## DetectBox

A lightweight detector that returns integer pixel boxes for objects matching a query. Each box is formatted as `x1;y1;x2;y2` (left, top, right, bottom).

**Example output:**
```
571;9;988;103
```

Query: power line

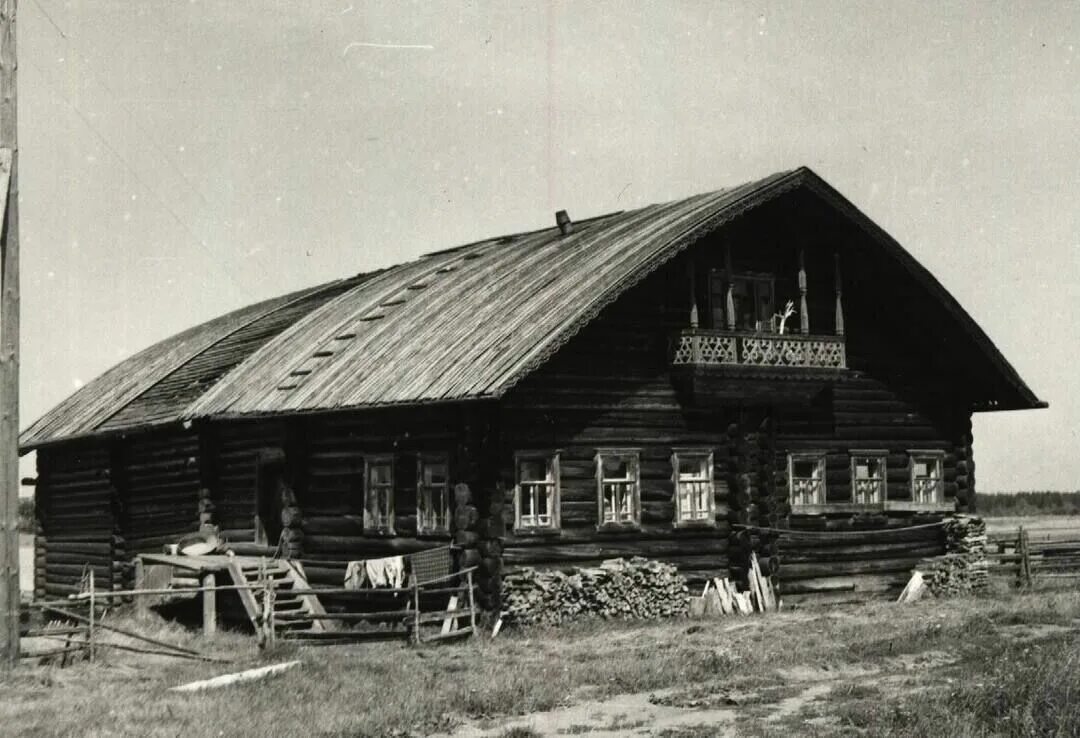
26;55;254;300
27;0;217;215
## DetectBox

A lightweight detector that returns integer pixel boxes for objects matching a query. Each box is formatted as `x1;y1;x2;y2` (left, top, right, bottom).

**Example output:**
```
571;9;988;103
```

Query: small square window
910;452;944;504
364;456;395;532
417;455;450;534
515;453;560;531
597;450;640;526
851;452;887;504
789;453;826;506
673;450;714;524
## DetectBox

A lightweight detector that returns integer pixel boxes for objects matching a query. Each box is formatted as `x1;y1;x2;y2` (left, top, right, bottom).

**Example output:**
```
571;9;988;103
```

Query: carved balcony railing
671;329;846;369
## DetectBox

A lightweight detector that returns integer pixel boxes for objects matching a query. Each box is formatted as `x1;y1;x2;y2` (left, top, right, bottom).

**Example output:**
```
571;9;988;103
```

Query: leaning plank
897;571;928;603
170;661;302;692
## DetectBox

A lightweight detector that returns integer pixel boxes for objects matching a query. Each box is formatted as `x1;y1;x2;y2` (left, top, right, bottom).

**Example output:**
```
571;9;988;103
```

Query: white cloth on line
344;555;405;589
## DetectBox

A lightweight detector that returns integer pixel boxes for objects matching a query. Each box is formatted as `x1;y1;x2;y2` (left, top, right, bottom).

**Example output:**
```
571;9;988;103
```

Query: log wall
499;266;732;589
35;442;116;597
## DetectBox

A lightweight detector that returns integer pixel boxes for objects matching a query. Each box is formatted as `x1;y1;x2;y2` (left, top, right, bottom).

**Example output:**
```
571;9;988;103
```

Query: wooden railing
672;329;846;369
987;526;1080;588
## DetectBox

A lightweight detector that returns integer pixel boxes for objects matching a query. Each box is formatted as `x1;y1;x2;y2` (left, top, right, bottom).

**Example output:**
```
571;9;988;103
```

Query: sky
13;1;1080;493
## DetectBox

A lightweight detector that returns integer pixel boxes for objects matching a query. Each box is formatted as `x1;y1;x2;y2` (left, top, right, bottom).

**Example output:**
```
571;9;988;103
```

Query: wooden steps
225;558;330;639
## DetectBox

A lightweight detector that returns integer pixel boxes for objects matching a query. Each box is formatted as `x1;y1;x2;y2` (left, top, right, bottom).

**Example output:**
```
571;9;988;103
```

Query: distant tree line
978;491;1080;517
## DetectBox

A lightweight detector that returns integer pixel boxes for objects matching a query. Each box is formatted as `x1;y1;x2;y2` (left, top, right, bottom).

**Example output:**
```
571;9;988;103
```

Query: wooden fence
987;525;1080;587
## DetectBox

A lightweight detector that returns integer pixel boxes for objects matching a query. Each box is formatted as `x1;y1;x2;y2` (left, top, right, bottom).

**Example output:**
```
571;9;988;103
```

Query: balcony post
687;258;699;329
798;248;809;335
834;251;845;336
724;244;735;331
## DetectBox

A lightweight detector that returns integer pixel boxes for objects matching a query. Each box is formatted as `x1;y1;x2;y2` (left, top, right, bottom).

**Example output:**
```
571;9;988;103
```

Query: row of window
788;450;944;506
515;449;716;532
363;455;450;535
356;448;947;535
514;448;948;532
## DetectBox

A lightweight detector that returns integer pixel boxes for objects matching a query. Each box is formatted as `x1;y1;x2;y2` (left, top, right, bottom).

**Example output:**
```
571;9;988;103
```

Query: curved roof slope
21;167;1044;451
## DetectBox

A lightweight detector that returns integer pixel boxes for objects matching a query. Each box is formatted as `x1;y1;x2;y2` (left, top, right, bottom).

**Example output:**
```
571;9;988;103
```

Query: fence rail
987;525;1080;587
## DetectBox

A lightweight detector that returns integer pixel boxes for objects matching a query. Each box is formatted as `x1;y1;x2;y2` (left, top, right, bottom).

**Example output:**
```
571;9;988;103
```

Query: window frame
513;451;561;533
595;449;642;529
788;451;827;507
363;455;395;534
672;448;715;526
850;450;888;505
909;450;945;505
416;453;451;536
709;269;777;332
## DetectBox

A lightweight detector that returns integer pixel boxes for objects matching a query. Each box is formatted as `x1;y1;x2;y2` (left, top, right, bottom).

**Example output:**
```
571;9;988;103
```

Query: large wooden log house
21;167;1044;609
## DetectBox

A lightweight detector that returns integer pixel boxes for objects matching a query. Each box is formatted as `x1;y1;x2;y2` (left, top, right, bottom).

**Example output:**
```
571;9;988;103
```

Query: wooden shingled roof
20;167;1044;451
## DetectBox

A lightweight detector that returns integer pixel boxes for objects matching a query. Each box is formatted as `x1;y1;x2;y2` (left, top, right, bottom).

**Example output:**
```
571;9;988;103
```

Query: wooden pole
87;569;95;662
0;0;18;670
798;248;809;335
202;573;216;636
833;251;844;336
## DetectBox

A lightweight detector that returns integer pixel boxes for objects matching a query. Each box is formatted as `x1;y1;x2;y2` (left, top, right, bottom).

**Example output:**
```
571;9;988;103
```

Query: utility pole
0;0;18;669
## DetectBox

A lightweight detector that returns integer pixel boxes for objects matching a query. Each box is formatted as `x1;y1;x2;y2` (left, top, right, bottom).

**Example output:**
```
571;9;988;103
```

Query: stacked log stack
954;423;976;513
451;482;484;582
474;486;506;611
503;557;689;626
726;419;784;588
920;515;988;595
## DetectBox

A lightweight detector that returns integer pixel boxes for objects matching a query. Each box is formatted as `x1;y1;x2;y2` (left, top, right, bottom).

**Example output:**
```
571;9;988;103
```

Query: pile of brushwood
921;515;989;596
503;557;689;626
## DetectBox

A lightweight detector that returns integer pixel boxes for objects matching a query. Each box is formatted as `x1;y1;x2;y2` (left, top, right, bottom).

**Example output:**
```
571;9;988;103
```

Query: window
710;271;776;331
417;455;450;534
910;451;944;504
851;451;887;504
673;450;714;524
364;456;394;532
789;452;826;506
515;453;560;531
597;450;640;526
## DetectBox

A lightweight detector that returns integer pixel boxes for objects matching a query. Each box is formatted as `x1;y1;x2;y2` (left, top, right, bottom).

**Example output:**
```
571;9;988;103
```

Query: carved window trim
672;448;715;525
417;454;450;535
596;449;641;528
514;451;561;532
909;450;945;504
363;455;395;534
850;450;888;505
789;452;827;507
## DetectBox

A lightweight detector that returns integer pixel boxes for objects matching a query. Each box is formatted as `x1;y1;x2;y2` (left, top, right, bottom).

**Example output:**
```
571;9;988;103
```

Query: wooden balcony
671;329;846;370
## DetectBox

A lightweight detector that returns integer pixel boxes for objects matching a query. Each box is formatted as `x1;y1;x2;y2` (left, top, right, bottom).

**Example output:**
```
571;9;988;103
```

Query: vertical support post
687;258;698;329
466;569;476;635
133;558;147;618
0;0;18;671
87;569;95;663
833;251;844;337
724;244;735;331
798;248;809;335
202;572;216;637
412;580;421;644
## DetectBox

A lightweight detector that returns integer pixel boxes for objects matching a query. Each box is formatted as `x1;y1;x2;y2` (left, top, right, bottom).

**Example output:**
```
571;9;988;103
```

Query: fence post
1022;528;1033;588
202;573;217;637
412;580;421;645
87;569;95;663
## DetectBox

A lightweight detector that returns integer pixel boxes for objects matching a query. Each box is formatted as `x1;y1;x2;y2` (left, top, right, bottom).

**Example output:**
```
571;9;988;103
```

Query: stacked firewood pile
920;515;989;595
503;557;689;626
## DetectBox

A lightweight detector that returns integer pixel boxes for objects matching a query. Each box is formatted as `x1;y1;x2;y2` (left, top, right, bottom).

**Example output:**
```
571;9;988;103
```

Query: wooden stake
0;0;18;671
202;573;216;637
87;569;95;662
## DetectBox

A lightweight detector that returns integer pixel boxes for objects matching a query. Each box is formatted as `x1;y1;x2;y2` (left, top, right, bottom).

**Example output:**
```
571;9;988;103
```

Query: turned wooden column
798;248;809;335
687;258;698;329
724;245;735;330
834;251;845;336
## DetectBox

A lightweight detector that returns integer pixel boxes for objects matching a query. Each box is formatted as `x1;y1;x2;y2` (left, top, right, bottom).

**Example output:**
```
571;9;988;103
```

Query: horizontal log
503;538;729;566
778;556;926;580
781;542;944;564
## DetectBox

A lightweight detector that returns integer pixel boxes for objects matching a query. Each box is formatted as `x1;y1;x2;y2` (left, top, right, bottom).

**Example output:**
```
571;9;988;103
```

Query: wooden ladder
226;558;330;637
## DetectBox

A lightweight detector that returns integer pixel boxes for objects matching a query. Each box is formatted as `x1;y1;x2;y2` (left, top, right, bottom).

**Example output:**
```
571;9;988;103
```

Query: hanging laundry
344;555;406;589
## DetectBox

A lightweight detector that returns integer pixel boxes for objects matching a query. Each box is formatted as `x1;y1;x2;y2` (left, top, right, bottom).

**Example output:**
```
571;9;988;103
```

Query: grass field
3;588;1080;737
